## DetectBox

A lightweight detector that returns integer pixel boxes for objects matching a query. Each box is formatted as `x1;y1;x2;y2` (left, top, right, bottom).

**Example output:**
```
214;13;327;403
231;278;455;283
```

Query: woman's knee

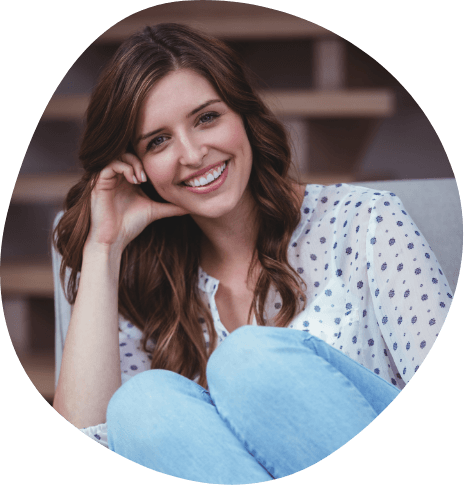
208;326;263;374
206;326;293;396
107;369;180;425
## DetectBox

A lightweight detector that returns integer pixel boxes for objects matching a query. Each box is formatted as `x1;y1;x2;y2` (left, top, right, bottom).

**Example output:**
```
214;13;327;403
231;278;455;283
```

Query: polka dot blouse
80;183;452;447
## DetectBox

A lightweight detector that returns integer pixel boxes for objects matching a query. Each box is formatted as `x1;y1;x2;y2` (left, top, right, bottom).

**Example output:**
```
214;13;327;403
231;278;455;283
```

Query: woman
52;23;451;483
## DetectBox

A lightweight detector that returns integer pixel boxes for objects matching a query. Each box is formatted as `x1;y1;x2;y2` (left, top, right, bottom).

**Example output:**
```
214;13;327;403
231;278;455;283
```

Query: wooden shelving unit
4;2;399;402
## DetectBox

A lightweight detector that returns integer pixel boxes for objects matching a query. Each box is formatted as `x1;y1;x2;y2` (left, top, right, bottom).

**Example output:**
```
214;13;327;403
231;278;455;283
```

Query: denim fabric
107;326;399;483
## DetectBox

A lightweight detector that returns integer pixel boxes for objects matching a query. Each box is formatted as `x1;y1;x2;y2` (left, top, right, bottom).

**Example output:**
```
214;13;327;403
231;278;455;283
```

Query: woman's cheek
150;175;171;197
227;119;250;151
145;158;173;189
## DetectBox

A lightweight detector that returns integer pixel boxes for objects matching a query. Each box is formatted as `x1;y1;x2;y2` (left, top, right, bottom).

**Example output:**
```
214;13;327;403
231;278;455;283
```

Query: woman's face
134;69;253;220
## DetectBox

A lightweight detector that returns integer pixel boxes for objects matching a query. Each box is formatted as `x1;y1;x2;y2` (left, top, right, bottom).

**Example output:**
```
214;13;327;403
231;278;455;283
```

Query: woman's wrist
83;240;124;270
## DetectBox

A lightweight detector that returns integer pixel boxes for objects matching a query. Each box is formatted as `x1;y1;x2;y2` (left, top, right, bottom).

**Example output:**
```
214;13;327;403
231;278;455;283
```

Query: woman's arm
367;191;452;384
53;243;123;428
53;155;188;429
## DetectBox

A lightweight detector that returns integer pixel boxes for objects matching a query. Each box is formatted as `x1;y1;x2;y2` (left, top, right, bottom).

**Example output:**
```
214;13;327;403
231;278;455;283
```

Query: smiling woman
52;23;450;483
134;69;253;218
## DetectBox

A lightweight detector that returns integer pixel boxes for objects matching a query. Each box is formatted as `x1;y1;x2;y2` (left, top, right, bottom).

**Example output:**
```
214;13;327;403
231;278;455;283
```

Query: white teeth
185;162;227;187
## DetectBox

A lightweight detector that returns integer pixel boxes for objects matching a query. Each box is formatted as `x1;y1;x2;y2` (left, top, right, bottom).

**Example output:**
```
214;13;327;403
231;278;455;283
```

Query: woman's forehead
136;69;222;129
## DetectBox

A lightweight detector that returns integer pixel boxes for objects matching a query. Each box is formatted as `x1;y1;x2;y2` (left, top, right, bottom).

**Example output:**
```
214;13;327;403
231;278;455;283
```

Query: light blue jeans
107;326;399;483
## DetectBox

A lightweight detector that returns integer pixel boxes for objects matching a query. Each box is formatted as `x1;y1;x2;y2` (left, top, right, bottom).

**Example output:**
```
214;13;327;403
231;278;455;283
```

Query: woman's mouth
182;160;229;194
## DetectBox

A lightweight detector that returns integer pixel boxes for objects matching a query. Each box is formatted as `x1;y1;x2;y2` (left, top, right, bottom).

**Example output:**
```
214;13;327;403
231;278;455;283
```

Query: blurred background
0;1;455;404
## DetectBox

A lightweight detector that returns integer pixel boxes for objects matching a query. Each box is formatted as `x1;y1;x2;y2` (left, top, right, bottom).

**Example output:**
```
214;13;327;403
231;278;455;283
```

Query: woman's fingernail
141;171;147;182
133;175;138;184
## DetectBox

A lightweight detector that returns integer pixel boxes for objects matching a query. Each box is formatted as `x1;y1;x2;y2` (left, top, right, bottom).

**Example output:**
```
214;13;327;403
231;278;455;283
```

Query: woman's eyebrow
136;99;222;146
136;128;163;146
187;99;222;117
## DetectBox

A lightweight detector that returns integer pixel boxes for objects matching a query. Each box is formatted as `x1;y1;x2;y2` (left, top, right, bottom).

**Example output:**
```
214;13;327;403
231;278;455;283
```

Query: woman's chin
188;197;243;221
190;207;234;221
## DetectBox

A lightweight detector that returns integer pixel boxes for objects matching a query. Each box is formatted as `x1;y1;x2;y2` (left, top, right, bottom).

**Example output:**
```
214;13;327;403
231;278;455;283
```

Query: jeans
107;326;399;483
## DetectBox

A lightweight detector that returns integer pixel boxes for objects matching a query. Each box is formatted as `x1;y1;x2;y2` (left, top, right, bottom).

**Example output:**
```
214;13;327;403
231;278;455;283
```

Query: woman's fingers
97;160;140;187
95;153;147;188
120;153;147;184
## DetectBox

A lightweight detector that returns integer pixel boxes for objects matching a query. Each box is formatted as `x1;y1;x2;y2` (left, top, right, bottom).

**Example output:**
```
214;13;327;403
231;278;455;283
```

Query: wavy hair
54;23;306;387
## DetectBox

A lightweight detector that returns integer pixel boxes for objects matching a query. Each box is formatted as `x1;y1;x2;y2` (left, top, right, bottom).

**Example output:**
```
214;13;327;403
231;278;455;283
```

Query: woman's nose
178;134;208;167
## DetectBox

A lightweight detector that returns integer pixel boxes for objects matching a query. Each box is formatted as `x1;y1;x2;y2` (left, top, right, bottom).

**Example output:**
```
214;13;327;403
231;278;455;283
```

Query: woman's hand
85;153;188;253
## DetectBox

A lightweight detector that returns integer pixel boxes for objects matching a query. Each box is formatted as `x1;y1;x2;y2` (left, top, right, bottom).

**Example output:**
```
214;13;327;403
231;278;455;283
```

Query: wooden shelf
97;3;333;42
1;261;54;297
42;89;395;121
41;95;88;121
261;89;395;117
12;173;81;203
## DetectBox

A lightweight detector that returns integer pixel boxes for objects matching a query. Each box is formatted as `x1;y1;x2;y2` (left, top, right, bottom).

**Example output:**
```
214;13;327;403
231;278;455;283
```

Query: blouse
74;183;452;448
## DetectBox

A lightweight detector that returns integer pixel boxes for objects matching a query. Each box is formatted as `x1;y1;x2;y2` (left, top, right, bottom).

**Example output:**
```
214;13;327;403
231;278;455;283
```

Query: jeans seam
209;392;276;479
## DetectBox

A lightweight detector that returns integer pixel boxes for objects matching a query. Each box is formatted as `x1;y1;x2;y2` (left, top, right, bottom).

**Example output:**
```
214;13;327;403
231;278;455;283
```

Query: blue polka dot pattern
279;184;449;391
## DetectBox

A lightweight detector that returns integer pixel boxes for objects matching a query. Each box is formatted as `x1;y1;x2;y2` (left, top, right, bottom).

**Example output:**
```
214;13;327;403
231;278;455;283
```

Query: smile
184;162;227;187
182;160;230;194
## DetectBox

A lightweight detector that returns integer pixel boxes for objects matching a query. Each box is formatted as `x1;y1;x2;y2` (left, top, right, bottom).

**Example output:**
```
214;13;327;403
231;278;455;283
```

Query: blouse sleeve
366;191;452;385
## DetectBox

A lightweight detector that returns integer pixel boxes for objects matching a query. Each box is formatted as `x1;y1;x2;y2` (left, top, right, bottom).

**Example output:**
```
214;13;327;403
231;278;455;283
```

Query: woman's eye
198;112;219;125
147;135;167;151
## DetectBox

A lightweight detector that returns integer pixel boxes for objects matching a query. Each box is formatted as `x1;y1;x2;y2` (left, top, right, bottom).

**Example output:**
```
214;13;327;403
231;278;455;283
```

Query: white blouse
76;183;452;447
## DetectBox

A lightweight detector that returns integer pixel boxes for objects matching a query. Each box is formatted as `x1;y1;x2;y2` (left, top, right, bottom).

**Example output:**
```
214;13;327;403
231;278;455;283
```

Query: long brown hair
54;23;306;387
